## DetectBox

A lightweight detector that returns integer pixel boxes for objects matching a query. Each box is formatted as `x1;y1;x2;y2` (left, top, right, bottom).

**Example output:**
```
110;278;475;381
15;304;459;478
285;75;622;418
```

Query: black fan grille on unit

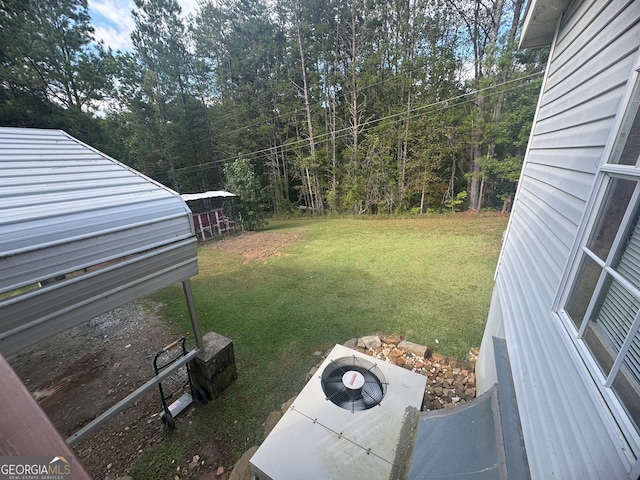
320;355;388;412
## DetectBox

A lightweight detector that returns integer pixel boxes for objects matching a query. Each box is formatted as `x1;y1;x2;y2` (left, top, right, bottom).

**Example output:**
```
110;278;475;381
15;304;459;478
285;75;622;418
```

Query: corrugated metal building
477;1;640;479
0;126;199;355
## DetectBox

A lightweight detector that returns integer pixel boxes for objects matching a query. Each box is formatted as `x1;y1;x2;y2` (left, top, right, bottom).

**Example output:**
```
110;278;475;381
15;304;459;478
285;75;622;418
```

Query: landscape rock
229;446;259;480
263;396;296;437
361;335;382;350
388;348;403;359
343;338;359;350
281;396;295;413
397;340;428;358
263;410;282;438
305;365;319;382
346;334;479;411
431;352;446;363
380;335;402;345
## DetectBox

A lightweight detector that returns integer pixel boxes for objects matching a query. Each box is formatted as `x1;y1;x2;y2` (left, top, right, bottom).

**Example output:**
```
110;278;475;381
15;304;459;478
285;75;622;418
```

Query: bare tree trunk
468;119;482;211
478;172;485;211
268;143;281;214
446;157;457;207
294;124;311;210
350;5;360;157
400;69;412;207
321;57;338;212
305;167;315;211
487;0;526;165
419;167;427;215
331;89;338;210
501;195;512;213
154;90;178;191
342;3;363;214
281;145;290;202
295;17;324;214
468;0;506;211
489;0;524;159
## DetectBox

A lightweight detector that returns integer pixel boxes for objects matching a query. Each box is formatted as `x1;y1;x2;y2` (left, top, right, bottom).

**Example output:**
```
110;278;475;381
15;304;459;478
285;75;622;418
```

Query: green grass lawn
129;213;508;478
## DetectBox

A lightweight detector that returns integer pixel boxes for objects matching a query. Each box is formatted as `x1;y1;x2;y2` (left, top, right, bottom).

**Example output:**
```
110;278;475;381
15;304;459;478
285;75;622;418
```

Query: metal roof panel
0;127;198;354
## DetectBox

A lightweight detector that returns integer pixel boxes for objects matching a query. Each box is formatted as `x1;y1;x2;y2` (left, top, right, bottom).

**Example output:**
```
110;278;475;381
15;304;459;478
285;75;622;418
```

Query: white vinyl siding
495;273;618;478
489;0;640;478
524;147;602;172
516;0;640;261
550;1;639;84
560;66;640;451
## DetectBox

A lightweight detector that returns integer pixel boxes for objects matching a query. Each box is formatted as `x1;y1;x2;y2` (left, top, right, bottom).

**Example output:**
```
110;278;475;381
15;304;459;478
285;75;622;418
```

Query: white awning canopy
0;127;199;355
181;190;236;201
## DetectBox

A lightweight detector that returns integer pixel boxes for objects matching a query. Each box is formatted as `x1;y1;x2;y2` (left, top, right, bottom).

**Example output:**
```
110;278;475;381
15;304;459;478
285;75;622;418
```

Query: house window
562;78;640;442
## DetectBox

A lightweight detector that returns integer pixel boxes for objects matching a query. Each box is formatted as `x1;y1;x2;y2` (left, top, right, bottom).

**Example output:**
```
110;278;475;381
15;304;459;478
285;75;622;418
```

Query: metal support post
183;279;204;350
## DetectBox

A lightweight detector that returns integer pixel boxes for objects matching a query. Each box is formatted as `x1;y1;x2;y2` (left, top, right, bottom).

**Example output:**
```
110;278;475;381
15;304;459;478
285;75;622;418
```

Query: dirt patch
7;300;232;480
207;231;300;263
5;230;301;480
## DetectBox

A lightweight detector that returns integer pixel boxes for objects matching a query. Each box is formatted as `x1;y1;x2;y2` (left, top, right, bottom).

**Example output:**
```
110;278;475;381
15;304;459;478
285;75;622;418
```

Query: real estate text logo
0;456;72;480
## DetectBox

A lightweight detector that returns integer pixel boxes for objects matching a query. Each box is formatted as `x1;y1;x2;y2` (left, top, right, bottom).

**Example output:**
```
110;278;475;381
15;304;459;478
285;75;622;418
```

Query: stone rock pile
343;334;477;410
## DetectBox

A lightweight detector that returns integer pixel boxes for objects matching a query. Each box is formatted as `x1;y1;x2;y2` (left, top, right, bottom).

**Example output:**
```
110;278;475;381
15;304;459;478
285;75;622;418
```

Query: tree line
0;0;547;217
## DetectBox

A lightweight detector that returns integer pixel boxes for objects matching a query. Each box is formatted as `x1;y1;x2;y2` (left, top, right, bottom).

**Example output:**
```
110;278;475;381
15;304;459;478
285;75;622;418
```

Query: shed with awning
0;126;205;447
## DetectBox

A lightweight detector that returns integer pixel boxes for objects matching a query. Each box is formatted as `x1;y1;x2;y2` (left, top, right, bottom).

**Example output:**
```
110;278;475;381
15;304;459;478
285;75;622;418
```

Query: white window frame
555;59;640;476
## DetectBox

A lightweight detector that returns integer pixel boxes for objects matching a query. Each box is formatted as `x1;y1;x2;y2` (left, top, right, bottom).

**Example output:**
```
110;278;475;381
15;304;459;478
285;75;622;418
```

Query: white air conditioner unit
250;344;427;480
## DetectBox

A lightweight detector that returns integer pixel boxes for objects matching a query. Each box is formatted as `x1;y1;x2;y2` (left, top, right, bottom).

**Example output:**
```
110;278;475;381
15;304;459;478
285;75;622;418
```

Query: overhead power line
174;70;544;175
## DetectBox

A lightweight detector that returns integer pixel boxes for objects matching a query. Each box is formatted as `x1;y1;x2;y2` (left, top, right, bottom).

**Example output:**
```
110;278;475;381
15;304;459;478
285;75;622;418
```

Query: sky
88;0;200;52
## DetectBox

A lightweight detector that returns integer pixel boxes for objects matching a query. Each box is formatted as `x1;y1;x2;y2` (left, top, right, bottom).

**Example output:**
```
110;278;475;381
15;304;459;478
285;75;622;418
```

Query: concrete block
190;331;237;399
